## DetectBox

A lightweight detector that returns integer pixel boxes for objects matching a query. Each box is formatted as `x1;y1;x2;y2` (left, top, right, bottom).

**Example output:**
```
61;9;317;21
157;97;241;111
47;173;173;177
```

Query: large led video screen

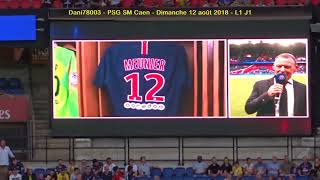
50;18;312;137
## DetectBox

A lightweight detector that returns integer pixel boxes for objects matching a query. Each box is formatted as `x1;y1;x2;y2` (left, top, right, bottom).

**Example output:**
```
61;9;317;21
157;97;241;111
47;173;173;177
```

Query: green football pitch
229;74;307;117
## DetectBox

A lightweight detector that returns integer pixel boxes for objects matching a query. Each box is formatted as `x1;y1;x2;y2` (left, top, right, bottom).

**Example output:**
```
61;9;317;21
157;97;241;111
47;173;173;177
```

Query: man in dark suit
245;53;307;116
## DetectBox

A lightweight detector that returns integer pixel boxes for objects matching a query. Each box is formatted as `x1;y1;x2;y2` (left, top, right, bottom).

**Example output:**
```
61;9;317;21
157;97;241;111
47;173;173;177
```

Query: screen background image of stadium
228;39;309;118
52;40;227;118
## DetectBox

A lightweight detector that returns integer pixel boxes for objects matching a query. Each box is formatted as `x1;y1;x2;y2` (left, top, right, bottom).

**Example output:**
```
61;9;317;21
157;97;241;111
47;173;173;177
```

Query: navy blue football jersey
94;41;190;117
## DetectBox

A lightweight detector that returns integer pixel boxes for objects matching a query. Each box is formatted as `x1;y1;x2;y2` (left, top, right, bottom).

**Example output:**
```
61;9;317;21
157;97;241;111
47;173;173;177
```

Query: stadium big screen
50;7;312;137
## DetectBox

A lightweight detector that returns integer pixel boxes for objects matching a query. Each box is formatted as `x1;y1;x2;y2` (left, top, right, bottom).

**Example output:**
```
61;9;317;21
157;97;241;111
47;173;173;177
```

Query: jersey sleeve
93;48;111;88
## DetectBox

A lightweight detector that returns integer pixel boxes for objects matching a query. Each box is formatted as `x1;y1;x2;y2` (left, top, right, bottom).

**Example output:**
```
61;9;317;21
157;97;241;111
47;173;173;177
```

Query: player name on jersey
123;58;166;72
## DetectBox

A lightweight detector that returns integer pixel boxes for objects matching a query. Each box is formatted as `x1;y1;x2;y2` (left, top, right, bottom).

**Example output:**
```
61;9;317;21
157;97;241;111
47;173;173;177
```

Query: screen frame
49;8;313;137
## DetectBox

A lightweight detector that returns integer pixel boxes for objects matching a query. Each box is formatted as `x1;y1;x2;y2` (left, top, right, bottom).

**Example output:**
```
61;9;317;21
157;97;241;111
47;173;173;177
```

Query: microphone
274;73;287;104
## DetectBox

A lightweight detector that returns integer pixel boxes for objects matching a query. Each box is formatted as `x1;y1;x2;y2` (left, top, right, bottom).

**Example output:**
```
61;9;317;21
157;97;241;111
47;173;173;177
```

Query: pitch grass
229;74;307;117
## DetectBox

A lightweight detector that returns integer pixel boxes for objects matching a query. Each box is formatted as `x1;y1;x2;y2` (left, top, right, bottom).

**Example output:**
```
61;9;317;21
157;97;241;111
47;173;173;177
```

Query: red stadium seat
0;1;8;9
21;0;32;8
53;0;62;7
251;0;260;5
7;0;20;8
262;0;272;5
274;0;286;5
121;0;134;7
310;0;320;5
32;0;41;8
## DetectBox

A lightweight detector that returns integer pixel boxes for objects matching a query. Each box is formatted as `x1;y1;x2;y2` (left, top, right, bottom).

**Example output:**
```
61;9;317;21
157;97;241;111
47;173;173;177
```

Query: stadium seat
135;177;151;180
7;0;20;8
0;1;8;8
7;78;22;89
21;0;32;8
185;167;193;177
161;177;172;180
151;168;162;177
0;78;8;90
243;176;256;180
32;0;42;8
33;168;46;176
215;176;225;180
163;168;174;177
195;176;211;180
296;176;311;180
46;168;55;175
53;0;62;8
174;167;186;177
183;176;193;180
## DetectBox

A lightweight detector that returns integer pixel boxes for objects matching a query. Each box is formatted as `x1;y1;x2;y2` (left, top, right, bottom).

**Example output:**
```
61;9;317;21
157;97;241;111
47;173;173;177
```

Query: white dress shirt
274;78;294;117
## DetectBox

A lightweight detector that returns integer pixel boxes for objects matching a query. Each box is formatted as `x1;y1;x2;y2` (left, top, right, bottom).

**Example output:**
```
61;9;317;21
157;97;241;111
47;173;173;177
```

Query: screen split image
52;39;308;119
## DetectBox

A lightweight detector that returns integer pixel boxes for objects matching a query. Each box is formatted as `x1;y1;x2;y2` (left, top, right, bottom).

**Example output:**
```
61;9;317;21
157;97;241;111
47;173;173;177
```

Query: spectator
101;165;112;180
48;169;57;180
279;155;296;180
232;161;243;179
126;166;136;180
267;156;280;180
138;156;152;176
22;168;36;180
9;158;24;175
313;157;320;178
192;155;207;175
57;168;69;180
0;139;15;180
254;157;267;179
80;159;89;174
92;159;102;174
92;168;102;180
70;168;80;180
68;160;76;175
55;159;67;174
112;166;124;180
125;159;138;176
9;168;22;180
220;157;232;179
297;156;313;176
45;175;52;180
103;158;116;173
206;157;220;177
82;166;93;180
242;157;254;175
37;173;46;180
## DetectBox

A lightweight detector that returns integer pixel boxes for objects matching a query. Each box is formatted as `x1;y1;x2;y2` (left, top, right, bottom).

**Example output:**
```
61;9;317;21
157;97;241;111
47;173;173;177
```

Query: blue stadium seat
174;167;186;177
163;168;174;177
0;78;8;90
46;168;55;175
183;176;194;180
296;176;311;180
7;78;22;89
185;167;193;177
33;168;46;176
243;176;255;180
161;177;172;180
172;177;184;180
135;177;151;180
215;176;225;180
195;176;211;180
151;168;162;177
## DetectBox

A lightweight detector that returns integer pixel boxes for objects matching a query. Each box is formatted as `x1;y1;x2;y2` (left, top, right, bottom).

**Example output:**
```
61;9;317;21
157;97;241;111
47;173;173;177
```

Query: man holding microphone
245;53;307;117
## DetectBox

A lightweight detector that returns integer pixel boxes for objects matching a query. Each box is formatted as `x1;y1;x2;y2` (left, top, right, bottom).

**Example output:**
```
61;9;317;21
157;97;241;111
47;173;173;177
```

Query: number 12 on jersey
124;72;165;103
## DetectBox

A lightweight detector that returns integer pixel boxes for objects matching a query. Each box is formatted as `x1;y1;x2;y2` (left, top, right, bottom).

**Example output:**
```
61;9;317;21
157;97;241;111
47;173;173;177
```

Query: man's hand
267;84;284;97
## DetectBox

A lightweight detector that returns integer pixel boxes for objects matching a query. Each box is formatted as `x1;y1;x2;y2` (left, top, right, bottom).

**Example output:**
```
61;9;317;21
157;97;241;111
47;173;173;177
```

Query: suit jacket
245;78;307;116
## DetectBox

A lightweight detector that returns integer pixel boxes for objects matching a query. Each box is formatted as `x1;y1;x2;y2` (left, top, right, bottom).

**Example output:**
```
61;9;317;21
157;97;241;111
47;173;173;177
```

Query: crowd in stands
5;155;320;180
0;0;318;9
